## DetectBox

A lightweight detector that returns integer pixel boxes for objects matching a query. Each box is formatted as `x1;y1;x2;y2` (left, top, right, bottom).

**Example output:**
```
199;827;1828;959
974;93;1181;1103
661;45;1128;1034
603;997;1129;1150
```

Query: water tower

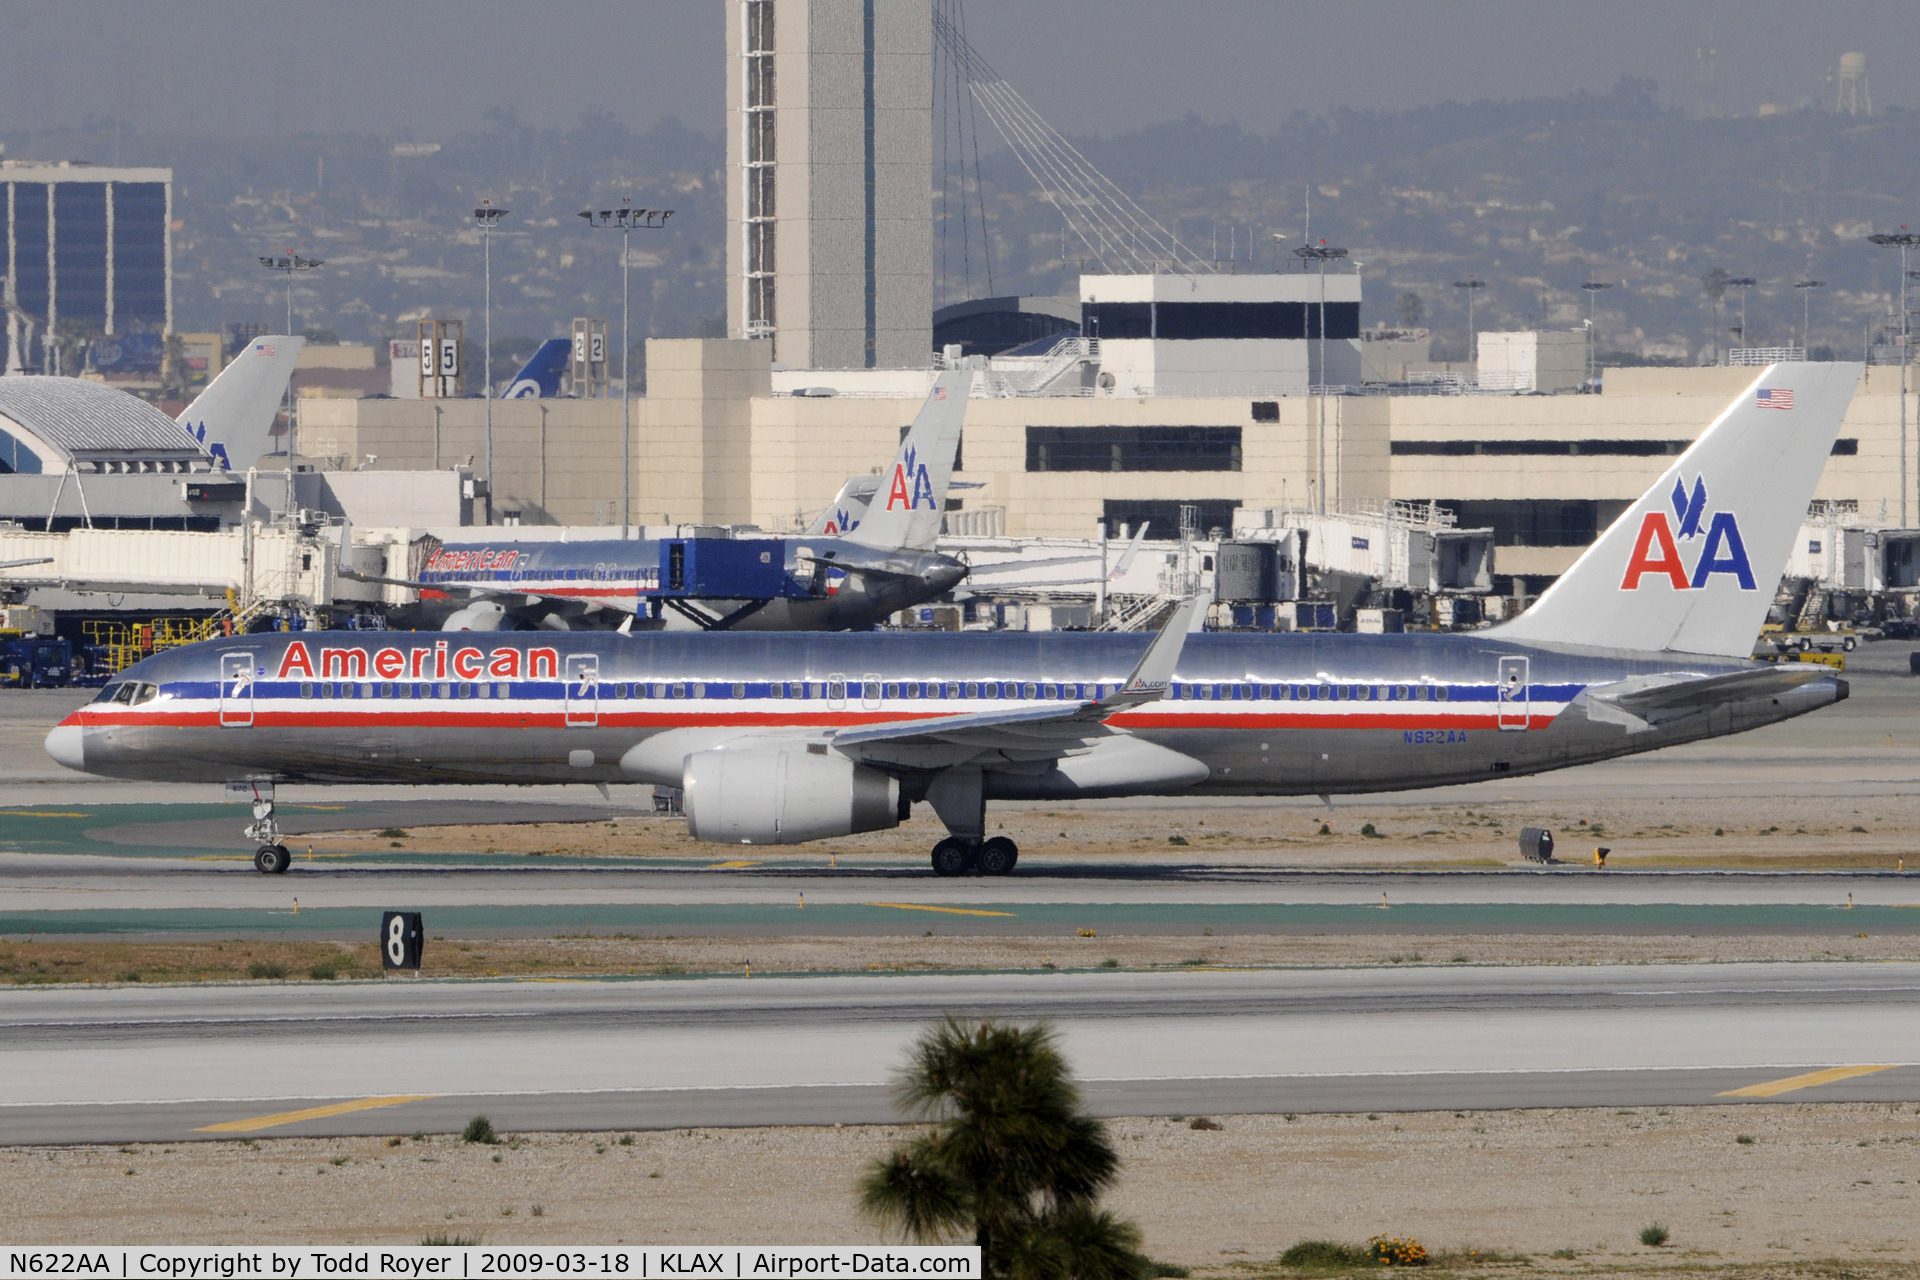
1836;52;1871;116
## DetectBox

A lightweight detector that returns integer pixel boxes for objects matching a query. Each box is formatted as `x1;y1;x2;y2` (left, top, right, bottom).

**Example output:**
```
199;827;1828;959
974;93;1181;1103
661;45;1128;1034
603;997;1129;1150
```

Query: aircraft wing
0;557;54;571
829;597;1198;759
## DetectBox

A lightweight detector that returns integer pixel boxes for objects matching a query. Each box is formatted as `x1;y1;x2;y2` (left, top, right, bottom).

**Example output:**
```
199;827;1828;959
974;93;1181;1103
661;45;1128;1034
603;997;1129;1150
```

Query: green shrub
379;828;409;839
247;962;287;980
420;1234;479;1246
1360;823;1382;838
1278;1241;1370;1268
1639;1223;1669;1248
462;1115;499;1145
308;960;344;980
1735;1133;1755;1145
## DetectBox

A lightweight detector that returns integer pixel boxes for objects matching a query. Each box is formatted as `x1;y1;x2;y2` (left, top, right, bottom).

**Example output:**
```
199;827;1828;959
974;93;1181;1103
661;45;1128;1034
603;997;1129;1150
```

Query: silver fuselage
52;630;1844;799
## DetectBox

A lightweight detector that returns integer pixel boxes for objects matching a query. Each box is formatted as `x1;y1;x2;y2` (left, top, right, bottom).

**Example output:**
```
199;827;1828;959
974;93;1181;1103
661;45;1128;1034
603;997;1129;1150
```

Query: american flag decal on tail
1757;388;1793;410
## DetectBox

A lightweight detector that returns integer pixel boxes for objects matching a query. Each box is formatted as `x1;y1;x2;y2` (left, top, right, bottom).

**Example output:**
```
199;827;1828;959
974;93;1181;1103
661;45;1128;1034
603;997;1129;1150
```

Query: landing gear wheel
931;837;974;877
255;844;291;874
977;837;1019;876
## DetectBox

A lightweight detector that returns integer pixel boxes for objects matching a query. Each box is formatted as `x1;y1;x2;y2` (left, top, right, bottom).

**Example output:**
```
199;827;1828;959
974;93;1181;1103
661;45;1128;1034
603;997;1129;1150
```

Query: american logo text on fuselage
275;640;560;682
1621;474;1756;591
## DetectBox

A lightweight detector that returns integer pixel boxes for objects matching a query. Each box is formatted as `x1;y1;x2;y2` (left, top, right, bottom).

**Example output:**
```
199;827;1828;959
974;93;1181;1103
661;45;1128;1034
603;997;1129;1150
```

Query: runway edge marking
865;902;1018;917
1716;1064;1899;1098
195;1094;435;1132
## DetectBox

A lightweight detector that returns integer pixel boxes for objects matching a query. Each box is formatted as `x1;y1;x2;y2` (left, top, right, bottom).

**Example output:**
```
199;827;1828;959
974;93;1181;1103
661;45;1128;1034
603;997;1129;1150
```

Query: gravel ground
4;1104;1918;1270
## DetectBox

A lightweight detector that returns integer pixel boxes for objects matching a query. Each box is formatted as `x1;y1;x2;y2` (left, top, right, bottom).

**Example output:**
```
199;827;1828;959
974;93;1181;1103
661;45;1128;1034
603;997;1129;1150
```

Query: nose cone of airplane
44;722;85;771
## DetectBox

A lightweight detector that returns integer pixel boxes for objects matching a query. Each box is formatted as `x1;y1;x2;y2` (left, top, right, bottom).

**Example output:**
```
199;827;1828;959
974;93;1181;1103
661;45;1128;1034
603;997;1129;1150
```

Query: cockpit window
91;683;124;704
134;683;160;704
111;683;140;705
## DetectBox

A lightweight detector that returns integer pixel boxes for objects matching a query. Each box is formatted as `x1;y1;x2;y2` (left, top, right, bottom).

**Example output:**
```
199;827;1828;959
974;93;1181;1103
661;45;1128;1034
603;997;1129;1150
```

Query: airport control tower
725;0;932;371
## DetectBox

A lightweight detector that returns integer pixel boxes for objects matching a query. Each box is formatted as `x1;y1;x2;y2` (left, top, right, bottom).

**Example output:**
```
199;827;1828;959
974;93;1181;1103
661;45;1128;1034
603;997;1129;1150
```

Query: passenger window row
1174;683;1449;702
297;682;514;700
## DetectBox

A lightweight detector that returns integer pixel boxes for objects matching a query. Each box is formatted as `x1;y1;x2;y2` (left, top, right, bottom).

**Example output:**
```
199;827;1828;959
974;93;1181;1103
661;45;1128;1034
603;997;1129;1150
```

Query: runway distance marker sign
0;1250;980;1280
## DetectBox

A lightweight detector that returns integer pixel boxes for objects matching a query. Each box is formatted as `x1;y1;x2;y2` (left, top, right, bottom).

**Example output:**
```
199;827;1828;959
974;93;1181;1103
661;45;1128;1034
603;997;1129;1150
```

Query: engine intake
683;746;900;845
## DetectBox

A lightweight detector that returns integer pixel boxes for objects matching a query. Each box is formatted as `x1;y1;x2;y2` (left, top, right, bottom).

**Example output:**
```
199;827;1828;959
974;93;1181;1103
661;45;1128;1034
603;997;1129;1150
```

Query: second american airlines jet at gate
48;364;1859;876
368;371;971;633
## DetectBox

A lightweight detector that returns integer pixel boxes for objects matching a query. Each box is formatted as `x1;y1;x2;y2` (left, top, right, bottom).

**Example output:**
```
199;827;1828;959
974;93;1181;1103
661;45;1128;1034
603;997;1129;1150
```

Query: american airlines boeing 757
47;363;1860;876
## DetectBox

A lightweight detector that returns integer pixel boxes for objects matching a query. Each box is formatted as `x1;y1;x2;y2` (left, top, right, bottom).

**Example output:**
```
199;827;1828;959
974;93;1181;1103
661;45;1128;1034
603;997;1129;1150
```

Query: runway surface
4;962;1917;1144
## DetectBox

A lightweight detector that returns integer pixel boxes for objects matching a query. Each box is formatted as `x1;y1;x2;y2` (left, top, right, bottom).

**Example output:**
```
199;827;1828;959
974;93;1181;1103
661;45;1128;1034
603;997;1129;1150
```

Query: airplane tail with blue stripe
176;335;305;470
502;338;571;398
1495;361;1861;658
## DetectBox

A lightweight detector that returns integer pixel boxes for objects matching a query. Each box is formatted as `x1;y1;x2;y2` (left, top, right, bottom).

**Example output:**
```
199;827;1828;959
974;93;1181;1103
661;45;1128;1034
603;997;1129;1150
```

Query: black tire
931;838;973;877
977;837;1019;876
254;846;281;874
1843;636;1858;652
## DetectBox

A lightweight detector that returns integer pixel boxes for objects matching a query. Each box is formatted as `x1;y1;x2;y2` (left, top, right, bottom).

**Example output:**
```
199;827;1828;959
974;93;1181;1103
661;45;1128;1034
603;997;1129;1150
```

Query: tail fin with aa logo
1496;361;1862;657
844;369;969;553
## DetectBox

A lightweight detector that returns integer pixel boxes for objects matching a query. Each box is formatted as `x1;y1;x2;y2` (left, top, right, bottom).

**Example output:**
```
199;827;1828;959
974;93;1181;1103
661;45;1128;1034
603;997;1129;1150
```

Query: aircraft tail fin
502;338;571;399
1495;361;1862;657
176;336;305;470
844;369;968;552
803;476;880;537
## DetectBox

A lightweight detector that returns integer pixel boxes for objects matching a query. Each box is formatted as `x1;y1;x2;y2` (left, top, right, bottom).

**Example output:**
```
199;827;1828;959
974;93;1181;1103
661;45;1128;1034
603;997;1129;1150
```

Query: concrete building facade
725;0;932;369
299;343;1912;587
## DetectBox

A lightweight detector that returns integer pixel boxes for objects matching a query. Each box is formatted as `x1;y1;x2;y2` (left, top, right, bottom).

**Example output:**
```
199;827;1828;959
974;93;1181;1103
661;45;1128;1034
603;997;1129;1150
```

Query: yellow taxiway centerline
1717;1064;1899;1098
196;1095;434;1133
866;902;1017;918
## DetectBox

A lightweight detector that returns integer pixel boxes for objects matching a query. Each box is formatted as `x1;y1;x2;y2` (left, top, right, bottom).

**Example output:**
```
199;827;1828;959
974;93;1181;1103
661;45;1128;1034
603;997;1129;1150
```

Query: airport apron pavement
2;961;1915;1144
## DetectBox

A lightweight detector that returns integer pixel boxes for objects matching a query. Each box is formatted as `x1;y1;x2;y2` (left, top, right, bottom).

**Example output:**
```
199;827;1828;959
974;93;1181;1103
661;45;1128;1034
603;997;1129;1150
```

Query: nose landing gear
245;793;291;874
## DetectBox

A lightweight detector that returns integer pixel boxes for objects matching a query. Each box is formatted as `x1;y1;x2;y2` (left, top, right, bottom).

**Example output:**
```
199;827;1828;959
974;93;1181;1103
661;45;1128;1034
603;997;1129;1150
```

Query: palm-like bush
860;1018;1150;1280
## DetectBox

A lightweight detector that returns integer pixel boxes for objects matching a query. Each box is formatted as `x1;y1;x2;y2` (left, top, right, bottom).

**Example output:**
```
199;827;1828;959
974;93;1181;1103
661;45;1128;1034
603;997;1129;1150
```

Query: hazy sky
3;1;1917;144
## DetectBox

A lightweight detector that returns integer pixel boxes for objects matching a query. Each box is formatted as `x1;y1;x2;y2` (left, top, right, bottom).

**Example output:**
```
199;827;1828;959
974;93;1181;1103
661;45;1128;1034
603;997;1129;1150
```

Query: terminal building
0;162;173;374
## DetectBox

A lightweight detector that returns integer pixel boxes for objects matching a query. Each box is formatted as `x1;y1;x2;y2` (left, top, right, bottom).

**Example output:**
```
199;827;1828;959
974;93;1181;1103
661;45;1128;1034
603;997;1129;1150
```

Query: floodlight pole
1724;276;1755;353
257;252;324;466
1293;240;1348;515
580;201;673;538
474;201;509;524
1796;279;1825;353
1869;231;1918;525
1452;276;1486;373
1581;281;1613;389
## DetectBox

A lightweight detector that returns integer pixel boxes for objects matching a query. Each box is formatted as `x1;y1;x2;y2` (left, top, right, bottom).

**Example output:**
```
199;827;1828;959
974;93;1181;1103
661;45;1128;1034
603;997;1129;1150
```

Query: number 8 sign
381;911;425;970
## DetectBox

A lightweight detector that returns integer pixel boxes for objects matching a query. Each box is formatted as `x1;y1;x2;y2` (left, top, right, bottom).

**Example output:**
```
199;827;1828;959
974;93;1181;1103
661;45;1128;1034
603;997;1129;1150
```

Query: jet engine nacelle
682;746;900;845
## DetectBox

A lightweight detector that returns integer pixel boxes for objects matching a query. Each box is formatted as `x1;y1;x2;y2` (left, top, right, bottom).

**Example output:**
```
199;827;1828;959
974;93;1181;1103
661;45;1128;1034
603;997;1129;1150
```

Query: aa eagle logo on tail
1620;474;1756;591
884;445;938;512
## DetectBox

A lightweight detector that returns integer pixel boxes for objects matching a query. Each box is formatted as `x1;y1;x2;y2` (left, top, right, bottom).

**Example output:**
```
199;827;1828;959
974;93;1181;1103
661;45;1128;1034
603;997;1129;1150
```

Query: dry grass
5;931;1919;986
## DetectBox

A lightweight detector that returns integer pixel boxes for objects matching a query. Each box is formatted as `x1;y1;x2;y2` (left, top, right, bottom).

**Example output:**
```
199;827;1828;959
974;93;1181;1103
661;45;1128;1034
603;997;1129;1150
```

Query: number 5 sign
381;911;425;971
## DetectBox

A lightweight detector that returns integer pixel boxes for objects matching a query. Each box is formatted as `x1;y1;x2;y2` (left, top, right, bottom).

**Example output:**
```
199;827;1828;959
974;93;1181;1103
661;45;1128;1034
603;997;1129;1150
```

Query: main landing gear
923;768;1015;876
930;835;1018;877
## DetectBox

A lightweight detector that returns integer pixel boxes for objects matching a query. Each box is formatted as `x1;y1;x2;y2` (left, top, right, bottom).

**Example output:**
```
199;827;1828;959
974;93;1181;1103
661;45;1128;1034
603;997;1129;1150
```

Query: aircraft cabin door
565;654;599;727
1496;656;1529;731
219;652;256;727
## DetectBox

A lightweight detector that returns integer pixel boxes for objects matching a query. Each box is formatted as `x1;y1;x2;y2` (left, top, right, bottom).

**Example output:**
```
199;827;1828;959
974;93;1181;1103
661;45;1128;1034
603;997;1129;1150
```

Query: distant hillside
12;78;1920;367
952;76;1920;362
